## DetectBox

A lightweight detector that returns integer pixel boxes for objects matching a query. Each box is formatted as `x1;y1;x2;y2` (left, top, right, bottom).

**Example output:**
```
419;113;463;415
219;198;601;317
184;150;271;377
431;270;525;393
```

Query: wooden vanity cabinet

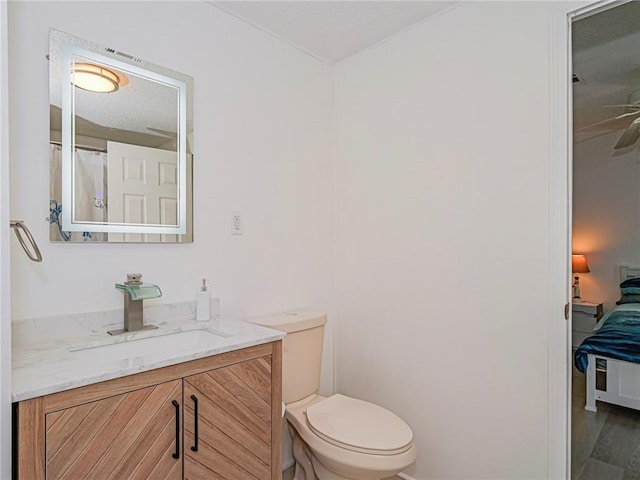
46;380;183;480
184;357;273;479
15;341;282;480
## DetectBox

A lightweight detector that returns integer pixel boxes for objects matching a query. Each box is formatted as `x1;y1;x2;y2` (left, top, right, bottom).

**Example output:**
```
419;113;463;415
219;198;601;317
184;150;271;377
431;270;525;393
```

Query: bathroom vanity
12;304;285;480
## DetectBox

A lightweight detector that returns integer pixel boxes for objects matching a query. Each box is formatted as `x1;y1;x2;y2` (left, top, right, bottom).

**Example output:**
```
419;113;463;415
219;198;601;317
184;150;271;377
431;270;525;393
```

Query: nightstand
572;300;604;349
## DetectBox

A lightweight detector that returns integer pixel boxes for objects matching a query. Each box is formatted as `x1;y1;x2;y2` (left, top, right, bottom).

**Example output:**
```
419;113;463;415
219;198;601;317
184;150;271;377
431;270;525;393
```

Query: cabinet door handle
190;394;199;452
171;400;180;459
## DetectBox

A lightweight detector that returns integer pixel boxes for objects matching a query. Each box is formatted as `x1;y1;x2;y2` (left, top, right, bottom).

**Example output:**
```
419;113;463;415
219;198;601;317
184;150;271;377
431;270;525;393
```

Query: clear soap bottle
196;279;210;322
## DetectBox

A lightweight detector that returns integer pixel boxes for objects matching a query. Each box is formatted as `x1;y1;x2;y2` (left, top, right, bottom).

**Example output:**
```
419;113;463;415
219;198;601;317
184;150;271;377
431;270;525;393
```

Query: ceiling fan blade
575;109;640;132
614;117;640;150
602;104;640;109
146;127;177;138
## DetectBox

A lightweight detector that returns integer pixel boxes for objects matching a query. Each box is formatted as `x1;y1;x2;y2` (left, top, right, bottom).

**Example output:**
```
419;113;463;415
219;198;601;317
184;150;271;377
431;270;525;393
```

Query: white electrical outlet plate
230;211;243;235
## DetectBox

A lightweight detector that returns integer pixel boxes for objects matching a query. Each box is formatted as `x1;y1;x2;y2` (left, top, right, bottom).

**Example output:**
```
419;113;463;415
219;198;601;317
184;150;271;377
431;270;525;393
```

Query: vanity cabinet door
45;379;182;480
184;356;273;479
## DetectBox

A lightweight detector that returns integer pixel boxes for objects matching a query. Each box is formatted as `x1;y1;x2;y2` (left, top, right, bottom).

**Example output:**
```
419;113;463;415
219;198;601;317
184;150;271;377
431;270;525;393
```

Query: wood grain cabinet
184;357;273;479
15;342;282;480
46;380;183;480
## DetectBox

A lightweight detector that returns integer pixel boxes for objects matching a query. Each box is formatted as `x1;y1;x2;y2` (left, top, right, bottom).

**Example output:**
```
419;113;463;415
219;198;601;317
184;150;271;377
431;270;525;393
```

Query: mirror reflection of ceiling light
72;63;120;93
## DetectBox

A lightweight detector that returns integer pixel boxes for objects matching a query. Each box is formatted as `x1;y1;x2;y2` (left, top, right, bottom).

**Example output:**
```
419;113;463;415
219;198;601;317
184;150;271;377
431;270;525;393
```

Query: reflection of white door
107;141;178;242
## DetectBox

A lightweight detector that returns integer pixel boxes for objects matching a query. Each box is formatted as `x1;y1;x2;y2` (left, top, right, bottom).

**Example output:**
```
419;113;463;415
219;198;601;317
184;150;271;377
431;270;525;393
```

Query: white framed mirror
49;29;193;243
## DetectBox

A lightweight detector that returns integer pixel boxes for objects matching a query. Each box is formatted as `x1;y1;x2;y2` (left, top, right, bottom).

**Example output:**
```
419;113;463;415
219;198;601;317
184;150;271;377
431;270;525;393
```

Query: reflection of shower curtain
74;149;107;223
50;144;62;202
49;145;107;242
49;144;65;241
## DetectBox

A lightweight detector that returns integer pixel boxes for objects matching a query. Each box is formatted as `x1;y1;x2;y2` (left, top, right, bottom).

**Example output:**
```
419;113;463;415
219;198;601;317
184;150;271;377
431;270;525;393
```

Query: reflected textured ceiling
210;1;459;64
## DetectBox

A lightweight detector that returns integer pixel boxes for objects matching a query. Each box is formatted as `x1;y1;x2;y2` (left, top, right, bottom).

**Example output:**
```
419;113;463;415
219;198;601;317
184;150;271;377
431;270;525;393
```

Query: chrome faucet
108;273;162;335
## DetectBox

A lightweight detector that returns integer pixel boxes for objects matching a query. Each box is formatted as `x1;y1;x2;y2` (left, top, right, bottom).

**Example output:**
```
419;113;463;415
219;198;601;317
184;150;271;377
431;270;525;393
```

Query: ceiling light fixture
72;63;120;93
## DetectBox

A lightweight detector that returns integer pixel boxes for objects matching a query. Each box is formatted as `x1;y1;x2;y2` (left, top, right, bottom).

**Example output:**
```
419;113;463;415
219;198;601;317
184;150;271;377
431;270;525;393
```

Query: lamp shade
572;254;590;273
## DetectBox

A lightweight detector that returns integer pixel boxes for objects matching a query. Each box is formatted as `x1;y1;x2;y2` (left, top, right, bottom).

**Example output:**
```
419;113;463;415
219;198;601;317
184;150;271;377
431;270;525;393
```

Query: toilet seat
286;394;417;480
305;394;413;456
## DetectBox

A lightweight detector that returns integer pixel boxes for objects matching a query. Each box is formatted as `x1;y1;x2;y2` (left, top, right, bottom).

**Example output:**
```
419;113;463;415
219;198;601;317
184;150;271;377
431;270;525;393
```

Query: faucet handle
125;273;142;285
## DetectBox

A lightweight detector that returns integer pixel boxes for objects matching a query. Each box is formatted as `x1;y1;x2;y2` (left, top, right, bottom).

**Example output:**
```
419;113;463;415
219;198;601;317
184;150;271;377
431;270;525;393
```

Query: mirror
49;29;193;243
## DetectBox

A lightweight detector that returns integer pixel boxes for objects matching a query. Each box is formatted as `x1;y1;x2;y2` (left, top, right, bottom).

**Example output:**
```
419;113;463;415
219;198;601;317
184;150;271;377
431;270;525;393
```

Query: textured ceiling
211;1;459;64
573;1;640;147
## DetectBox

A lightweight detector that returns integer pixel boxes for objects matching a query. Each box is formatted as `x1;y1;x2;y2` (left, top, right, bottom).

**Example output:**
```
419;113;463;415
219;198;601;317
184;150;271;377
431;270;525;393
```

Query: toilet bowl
247;309;416;480
286;394;416;480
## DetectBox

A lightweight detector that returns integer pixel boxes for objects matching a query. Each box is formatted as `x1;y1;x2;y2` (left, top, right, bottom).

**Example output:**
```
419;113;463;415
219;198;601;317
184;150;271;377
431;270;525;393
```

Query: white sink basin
68;329;228;363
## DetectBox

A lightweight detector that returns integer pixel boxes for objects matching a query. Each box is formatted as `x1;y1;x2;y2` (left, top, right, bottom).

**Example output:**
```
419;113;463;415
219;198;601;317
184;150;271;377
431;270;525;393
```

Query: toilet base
290;421;354;480
288;420;407;480
289;423;317;480
311;456;362;480
285;395;416;480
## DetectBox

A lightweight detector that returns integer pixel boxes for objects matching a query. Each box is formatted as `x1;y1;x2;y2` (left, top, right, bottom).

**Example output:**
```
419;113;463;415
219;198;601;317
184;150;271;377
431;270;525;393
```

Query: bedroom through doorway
571;2;640;478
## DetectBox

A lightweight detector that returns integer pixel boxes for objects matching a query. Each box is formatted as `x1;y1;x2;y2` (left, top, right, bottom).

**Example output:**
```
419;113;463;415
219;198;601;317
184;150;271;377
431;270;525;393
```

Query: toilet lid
305;394;413;454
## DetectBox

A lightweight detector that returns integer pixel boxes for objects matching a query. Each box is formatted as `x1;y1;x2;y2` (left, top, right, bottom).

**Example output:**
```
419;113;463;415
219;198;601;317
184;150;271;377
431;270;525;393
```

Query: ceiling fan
576;88;640;150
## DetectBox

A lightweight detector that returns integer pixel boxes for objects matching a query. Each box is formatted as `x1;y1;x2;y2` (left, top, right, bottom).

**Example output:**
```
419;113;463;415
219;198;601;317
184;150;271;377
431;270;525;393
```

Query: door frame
547;1;629;478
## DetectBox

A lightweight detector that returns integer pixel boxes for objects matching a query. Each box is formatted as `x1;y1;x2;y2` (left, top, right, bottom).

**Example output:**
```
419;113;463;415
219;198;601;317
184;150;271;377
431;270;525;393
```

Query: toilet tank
247;309;327;404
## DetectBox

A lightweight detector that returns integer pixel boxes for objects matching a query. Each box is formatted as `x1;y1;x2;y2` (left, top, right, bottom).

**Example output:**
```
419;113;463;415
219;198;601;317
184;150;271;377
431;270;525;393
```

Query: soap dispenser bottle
196;279;210;322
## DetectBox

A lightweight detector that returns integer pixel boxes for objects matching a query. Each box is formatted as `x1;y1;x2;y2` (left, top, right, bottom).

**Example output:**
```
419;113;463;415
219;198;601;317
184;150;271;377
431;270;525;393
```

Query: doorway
570;1;640;478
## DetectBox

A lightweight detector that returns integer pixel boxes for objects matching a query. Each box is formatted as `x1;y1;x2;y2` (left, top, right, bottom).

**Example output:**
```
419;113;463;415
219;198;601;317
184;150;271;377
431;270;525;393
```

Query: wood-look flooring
572;363;640;480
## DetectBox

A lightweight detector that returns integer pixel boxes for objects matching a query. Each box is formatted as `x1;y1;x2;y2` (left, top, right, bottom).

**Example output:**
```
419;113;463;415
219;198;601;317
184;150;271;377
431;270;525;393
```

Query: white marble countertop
12;302;285;402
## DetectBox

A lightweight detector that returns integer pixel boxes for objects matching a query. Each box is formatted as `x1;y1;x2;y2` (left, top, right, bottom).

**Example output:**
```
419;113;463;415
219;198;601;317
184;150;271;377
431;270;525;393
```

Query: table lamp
572;254;590;299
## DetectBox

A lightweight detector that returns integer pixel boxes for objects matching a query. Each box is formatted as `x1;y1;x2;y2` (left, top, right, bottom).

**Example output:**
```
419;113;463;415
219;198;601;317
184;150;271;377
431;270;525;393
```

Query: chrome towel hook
10;220;43;262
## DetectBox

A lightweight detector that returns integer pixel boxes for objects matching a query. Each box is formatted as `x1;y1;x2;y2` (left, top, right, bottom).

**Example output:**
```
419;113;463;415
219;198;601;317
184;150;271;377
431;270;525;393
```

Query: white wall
8;2;334;469
1;2;11;478
573;132;640;310
8;0;334;339
334;3;555;478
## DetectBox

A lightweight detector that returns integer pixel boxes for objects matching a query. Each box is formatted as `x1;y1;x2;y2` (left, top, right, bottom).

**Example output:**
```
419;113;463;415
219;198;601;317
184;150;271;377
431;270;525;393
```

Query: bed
574;266;640;412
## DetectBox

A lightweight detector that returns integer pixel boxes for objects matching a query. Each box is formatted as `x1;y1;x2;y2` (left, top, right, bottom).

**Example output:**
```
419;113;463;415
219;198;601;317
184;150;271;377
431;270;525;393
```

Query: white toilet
248;309;416;480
